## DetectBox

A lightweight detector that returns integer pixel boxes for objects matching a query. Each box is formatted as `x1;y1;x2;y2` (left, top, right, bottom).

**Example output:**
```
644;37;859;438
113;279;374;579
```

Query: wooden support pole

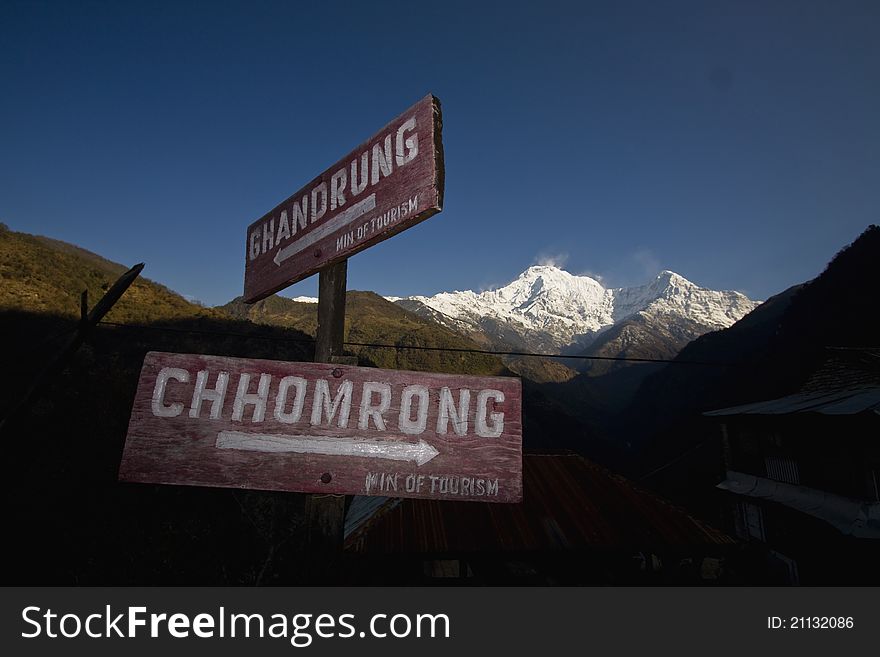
314;260;348;364
305;259;348;581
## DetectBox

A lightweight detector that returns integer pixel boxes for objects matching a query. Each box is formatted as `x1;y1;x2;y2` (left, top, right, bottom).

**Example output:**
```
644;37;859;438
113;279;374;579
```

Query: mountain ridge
283;264;759;382
392;264;760;358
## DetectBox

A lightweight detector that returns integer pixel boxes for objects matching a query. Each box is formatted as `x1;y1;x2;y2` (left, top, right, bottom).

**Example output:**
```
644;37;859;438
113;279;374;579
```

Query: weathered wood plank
119;352;522;502
243;94;444;303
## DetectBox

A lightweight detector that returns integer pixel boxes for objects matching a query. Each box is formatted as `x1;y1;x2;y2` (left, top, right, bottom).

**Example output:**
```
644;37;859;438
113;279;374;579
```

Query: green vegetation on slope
0;224;221;324
503;356;578;384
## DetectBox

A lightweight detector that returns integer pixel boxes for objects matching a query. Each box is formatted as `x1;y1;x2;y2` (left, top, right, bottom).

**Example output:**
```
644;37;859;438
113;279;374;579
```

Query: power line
343;340;723;365
96;320;728;366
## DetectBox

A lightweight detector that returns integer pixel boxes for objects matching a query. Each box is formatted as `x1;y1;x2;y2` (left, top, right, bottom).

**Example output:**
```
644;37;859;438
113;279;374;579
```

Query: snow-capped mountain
394;265;759;354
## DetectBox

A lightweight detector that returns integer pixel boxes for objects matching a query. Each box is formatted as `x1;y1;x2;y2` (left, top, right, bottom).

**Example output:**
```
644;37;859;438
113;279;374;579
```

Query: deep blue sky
2;0;877;305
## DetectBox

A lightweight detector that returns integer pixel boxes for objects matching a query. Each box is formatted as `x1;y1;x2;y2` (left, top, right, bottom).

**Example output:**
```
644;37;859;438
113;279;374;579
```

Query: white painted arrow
273;193;377;266
215;430;439;466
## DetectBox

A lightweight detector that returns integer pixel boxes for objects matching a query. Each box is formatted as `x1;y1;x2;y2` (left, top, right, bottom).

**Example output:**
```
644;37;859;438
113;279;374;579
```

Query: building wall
728;415;879;500
721;414;880;584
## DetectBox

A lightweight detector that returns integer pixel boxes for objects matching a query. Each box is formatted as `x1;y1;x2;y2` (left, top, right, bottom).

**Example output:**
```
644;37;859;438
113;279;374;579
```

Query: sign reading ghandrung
243;94;444;303
119;352;522;502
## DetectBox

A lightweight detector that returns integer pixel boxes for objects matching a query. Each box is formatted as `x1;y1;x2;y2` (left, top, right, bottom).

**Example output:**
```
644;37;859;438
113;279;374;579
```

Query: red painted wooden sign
119;352;522;502
243;94;444;303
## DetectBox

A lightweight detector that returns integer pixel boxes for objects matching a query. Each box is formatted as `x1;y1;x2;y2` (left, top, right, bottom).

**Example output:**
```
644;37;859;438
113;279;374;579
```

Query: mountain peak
523;263;569;275
501;264;605;305
515;264;602;289
519;264;576;281
654;270;692;286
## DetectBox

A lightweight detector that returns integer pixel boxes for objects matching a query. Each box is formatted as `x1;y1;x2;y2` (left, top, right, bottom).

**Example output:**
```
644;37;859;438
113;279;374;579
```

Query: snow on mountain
395;265;759;352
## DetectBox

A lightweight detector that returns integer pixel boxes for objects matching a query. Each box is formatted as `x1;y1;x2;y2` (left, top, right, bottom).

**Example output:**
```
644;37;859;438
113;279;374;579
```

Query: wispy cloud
532;250;609;283
599;248;665;288
631;248;661;280
532;251;569;269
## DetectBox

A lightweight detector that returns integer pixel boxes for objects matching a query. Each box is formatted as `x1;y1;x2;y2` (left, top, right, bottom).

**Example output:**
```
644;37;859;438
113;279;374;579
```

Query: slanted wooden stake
0;263;144;434
305;259;348;579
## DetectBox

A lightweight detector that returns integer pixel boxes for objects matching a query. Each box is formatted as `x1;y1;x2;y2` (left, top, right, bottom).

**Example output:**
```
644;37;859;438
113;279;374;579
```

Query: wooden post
314;260;348;364
305;259;348;580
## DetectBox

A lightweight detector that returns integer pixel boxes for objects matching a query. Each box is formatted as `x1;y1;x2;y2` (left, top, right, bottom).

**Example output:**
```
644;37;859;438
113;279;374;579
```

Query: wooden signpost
119;94;520;574
243;94;444;304
119;352;523;502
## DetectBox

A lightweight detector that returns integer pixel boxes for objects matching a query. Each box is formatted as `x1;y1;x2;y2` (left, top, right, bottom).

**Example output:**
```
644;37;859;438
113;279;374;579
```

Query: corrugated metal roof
344;495;400;539
705;347;880;417
704;387;880;416
344;453;733;554
801;348;880;393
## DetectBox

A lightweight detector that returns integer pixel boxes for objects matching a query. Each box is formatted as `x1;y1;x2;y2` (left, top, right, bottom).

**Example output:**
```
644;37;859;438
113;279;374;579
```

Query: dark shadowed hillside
0;226;325;584
626;283;804;444
577;313;712;377
621;225;880;512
